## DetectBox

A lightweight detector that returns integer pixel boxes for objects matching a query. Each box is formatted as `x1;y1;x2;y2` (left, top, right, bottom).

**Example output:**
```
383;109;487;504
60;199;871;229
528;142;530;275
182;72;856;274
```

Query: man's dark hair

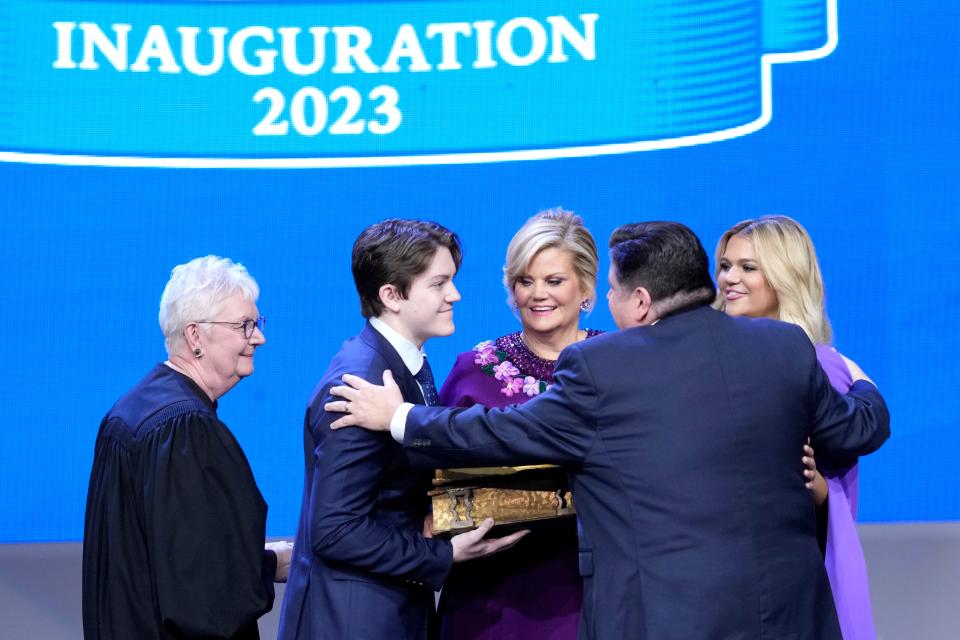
609;221;715;311
352;219;463;318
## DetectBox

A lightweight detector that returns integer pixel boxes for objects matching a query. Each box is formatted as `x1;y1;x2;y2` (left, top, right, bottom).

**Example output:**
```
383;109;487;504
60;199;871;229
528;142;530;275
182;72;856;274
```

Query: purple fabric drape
815;344;877;640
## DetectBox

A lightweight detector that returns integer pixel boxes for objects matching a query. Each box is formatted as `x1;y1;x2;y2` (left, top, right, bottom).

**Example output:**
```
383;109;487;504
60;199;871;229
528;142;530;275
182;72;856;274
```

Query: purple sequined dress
815;344;877;640
436;331;601;640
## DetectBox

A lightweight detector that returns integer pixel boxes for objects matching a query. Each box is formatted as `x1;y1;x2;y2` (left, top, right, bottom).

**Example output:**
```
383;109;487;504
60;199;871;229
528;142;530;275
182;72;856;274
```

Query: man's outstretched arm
329;345;599;468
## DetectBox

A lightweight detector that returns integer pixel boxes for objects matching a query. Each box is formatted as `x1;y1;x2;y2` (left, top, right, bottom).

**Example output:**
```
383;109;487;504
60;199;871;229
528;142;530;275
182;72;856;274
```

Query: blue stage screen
0;0;957;542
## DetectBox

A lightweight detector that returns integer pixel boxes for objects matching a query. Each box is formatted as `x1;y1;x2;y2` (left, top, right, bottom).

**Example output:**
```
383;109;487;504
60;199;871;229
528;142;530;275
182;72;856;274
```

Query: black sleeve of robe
140;410;275;638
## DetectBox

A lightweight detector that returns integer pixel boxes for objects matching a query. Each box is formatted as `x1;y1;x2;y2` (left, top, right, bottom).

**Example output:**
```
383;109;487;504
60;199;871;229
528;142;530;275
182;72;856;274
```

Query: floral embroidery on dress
492;361;520;380
501;377;524;397
522;376;541;397
471;330;602;396
474;343;499;366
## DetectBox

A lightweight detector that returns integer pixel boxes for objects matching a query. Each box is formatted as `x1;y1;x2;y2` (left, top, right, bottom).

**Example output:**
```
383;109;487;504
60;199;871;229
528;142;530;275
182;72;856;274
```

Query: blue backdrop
0;0;957;542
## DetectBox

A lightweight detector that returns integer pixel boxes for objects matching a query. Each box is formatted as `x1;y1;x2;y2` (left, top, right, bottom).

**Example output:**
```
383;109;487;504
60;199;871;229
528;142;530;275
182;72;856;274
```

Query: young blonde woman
715;215;876;640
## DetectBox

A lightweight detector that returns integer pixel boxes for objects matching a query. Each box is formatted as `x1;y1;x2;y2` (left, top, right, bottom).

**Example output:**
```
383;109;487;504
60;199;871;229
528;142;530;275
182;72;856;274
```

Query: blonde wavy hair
503;208;599;311
714;215;832;344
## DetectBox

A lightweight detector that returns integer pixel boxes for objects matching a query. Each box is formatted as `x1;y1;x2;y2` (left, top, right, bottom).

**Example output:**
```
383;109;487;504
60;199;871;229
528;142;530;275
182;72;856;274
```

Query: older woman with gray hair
82;255;291;640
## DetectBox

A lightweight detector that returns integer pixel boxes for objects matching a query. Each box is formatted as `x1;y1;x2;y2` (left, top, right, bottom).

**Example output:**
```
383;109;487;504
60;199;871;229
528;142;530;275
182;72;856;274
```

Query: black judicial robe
82;364;276;640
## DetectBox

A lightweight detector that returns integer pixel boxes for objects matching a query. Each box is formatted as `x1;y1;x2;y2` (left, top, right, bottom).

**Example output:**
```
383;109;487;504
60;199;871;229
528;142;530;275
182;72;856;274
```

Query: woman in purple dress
436;209;601;640
715;215;876;640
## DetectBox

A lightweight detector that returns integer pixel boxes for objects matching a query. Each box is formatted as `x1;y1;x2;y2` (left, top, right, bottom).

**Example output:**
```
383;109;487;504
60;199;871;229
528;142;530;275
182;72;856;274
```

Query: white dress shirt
369;316;428;438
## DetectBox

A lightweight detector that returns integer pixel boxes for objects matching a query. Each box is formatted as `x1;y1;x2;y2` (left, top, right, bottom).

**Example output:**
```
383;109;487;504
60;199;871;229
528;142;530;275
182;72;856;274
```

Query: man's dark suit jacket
278;323;453;640
403;306;889;640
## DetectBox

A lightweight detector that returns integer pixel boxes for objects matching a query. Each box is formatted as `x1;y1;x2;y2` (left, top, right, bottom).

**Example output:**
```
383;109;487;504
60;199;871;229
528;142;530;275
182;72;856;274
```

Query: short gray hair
158;255;259;355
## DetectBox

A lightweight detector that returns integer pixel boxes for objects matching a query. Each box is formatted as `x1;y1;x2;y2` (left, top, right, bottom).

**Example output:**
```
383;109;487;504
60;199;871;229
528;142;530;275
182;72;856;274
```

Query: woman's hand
803;440;828;506
265;540;294;583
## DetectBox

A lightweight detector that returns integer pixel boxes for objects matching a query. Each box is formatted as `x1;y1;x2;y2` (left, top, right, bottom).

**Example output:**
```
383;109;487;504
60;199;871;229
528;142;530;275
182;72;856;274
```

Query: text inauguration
52;14;599;76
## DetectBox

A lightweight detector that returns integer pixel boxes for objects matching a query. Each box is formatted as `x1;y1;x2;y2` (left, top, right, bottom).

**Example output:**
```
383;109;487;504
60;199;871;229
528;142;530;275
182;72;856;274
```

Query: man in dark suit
327;221;890;640
278;220;524;640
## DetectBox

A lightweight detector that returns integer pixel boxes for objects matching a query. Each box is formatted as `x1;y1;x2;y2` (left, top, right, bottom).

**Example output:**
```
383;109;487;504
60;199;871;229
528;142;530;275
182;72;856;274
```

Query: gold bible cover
430;466;575;535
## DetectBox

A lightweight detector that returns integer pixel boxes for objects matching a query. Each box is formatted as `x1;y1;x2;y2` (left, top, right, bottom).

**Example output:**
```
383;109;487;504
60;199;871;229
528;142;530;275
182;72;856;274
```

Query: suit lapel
359;322;427;405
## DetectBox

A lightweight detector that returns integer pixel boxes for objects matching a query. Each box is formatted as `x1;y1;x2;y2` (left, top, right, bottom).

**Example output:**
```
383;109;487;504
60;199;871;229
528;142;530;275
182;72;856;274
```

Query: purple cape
815;344;877;640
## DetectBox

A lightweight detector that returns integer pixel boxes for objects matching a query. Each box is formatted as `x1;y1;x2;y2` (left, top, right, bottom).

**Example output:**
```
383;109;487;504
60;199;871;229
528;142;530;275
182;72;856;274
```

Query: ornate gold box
430;465;575;536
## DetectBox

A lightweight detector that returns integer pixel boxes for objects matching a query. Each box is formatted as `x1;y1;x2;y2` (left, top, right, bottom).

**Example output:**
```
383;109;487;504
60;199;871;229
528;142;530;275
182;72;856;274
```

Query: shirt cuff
390;403;414;443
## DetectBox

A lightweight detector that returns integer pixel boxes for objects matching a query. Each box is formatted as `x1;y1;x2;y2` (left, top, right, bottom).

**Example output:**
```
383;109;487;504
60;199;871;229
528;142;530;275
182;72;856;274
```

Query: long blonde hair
714;216;832;344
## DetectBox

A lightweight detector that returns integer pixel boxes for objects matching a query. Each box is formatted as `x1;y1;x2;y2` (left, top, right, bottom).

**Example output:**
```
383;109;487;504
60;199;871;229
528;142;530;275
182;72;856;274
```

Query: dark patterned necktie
415;357;439;406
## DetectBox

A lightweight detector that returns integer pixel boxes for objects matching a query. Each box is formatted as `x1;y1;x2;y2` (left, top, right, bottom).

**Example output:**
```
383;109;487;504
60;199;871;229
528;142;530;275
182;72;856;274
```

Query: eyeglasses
197;316;266;339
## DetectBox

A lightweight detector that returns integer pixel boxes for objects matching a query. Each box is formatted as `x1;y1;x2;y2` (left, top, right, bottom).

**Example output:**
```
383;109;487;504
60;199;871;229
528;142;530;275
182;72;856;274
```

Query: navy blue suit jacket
403;306;889;640
278;323;453;640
